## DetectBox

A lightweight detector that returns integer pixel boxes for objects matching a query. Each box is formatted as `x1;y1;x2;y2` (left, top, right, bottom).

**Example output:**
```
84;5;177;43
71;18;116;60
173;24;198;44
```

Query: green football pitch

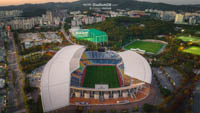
83;66;120;88
183;46;200;56
124;40;165;54
177;36;200;44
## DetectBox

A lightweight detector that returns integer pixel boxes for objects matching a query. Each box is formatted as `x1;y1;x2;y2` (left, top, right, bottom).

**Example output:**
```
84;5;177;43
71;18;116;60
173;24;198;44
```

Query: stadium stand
70;76;80;87
116;66;123;87
82;51;121;65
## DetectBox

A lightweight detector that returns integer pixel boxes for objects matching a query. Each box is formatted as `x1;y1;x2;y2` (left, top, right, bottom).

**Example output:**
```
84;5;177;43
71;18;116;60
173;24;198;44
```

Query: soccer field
177;36;200;44
124;40;164;54
183;46;200;56
83;65;120;88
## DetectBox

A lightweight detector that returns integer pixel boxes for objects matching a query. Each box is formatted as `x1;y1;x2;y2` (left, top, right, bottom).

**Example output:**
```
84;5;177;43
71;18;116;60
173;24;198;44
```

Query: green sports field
124;40;165;54
183;46;200;56
176;36;200;44
83;66;120;88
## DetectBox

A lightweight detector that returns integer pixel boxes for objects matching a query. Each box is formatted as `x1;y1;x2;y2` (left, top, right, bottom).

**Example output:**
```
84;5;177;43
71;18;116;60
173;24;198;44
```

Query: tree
143;104;156;113
160;88;171;97
36;96;43;113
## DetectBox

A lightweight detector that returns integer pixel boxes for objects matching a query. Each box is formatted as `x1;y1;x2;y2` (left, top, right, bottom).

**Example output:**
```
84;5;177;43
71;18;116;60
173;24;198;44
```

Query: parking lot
193;79;200;113
152;67;174;91
163;67;181;88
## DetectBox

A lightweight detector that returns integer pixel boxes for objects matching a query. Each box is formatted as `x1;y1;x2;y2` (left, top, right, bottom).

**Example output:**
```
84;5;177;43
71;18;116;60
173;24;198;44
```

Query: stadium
40;45;152;112
123;39;167;55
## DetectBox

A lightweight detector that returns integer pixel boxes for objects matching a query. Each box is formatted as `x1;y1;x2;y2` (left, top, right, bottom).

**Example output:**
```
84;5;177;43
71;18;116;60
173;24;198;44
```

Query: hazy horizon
137;0;200;5
0;0;200;6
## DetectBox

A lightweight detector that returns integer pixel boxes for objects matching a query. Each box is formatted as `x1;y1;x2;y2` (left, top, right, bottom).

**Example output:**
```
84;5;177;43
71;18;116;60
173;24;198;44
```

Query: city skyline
0;0;200;6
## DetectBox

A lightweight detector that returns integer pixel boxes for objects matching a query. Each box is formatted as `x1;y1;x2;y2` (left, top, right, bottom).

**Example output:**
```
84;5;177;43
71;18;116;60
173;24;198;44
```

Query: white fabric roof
40;45;85;112
118;51;152;84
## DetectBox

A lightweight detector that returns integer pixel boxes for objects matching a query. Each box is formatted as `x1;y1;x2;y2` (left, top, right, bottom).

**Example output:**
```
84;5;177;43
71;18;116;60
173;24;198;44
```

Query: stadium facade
72;28;108;43
40;45;152;112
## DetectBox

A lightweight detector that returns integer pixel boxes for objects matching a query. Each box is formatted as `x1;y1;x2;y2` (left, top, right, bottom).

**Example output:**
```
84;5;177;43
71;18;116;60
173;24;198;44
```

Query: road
193;91;200;113
61;21;75;45
7;32;25;113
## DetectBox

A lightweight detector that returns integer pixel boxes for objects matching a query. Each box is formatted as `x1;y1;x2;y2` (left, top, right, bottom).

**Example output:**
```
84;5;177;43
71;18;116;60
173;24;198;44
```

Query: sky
0;0;78;6
0;0;200;6
137;0;200;5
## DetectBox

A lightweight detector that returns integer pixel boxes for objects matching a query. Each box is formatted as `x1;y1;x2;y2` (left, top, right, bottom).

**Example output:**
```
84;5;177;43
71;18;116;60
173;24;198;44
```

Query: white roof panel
118;51;152;84
40;45;85;112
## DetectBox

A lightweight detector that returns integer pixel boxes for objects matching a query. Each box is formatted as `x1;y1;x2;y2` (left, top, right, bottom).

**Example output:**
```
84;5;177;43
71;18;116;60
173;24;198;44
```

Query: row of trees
12;25;61;33
26;96;43;113
20;53;52;74
176;24;200;37
64;17;73;34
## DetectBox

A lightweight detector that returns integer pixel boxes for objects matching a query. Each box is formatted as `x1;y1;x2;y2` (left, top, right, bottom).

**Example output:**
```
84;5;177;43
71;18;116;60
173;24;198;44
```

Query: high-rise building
175;14;184;24
162;11;176;21
189;16;197;25
0;10;23;18
46;11;53;24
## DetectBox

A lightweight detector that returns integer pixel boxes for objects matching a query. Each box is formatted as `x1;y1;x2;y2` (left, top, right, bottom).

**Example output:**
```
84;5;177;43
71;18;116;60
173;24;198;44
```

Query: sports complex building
71;28;108;43
40;45;152;112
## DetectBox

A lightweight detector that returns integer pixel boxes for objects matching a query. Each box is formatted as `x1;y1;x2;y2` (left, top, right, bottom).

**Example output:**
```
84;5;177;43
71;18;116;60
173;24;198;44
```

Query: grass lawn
183;46;200;56
83;65;120;88
124;40;164;54
177;36;200;44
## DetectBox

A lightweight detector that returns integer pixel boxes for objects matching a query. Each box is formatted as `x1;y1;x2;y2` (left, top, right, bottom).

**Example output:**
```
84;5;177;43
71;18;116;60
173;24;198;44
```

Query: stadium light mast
103;35;105;47
96;35;97;49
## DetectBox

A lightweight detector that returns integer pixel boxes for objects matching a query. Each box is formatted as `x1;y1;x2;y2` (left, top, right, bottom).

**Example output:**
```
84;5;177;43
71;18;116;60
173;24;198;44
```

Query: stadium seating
82;51;121;65
70;76;80;87
70;62;85;87
84;51;120;59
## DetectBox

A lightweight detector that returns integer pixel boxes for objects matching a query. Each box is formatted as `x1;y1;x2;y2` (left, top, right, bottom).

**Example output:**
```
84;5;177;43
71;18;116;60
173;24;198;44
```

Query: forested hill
0;0;200;12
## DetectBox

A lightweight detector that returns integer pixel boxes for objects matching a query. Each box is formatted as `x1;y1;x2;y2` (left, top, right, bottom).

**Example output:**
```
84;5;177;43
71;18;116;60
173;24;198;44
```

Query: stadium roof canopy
40;45;86;112
118;51;152;84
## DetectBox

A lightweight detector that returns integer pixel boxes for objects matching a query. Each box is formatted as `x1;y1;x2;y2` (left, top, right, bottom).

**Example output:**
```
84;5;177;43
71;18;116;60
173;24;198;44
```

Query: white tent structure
40;45;152;112
40;45;86;112
118;51;152;84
